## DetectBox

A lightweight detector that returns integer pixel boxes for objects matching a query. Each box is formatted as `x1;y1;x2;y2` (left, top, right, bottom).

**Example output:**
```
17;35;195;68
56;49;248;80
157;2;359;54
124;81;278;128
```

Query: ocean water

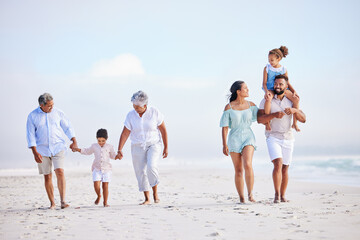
1;155;359;187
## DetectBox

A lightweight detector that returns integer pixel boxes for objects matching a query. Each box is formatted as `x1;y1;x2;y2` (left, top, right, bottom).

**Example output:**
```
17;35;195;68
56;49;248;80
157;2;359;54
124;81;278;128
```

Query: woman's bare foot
292;123;300;132
281;196;290;202
140;200;151;205
61;202;70;209
274;193;280;203
153;193;160;203
248;194;256;202
94;195;101;205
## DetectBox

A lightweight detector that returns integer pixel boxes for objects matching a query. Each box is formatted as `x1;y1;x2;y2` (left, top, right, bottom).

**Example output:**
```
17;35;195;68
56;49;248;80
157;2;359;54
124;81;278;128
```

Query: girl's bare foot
281;196;290;202
248;194;256;202
274;193;280;203
94;195;101;205
140;200;151;205
292;123;300;132
61;202;70;209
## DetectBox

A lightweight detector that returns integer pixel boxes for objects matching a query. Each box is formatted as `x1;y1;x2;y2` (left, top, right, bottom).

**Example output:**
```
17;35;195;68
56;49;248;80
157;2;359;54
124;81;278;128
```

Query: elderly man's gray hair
131;91;148;107
38;93;53;106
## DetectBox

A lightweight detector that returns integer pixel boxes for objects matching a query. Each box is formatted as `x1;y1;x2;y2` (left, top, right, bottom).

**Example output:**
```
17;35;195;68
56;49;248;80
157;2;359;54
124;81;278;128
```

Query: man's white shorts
266;136;294;165
92;170;111;182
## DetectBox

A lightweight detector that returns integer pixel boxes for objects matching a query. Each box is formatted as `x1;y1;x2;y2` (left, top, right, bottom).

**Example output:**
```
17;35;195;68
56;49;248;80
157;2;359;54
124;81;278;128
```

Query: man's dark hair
96;128;108;139
275;74;288;82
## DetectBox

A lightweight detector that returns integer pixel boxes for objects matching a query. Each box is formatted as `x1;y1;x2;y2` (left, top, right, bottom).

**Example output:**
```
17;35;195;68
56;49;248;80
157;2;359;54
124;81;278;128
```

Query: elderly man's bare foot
153;193;160;203
140;200;151;205
281;197;290;202
104;203;110;207
94;195;101;205
49;203;56;210
248;194;256;202
61;202;70;209
274;193;280;203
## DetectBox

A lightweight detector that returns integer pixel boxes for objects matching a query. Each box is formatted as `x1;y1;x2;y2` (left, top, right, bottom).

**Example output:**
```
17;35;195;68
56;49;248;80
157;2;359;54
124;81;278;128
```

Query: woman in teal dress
220;81;258;203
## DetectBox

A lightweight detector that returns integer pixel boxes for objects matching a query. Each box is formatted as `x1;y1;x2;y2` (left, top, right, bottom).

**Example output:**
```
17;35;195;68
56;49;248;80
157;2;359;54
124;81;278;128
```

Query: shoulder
223;103;231;111
126;109;136;117
91;143;98;148
149;106;161;113
105;143;114;149
249;101;256;107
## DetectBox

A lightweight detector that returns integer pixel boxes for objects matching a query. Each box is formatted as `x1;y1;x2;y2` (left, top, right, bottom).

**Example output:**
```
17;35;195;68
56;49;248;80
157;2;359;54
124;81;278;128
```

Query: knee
54;168;64;177
44;174;52;182
234;168;244;177
282;166;289;174
243;163;253;172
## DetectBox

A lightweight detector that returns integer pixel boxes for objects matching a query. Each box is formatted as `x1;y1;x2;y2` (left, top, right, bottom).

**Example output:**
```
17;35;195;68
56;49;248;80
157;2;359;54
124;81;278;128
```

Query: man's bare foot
265;123;272;131
103;203;110;207
281;196;290;202
49;204;56;210
274;193;280;203
61;202;70;209
140;200;151;205
153;193;160;203
292;123;300;132
248;194;256;202
240;196;245;203
94;195;101;205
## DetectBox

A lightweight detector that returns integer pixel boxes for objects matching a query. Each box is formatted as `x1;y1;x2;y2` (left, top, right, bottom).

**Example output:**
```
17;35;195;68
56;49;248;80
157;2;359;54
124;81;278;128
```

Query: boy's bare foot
274;193;280;203
95;195;101;205
61;202;70;209
292;123;300;132
140;200;151;205
248;194;256;202
281;196;290;202
265;123;272;131
153;193;160;203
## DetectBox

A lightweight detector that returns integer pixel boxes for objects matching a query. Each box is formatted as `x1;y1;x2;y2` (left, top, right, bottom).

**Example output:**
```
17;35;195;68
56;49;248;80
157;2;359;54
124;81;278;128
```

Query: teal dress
220;101;258;153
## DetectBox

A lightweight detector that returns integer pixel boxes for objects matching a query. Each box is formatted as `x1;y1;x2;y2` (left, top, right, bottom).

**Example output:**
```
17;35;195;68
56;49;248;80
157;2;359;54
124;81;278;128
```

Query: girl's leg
285;90;300;132
93;181;101;205
102;182;109;207
241;146;256;202
264;91;275;131
230;152;245;203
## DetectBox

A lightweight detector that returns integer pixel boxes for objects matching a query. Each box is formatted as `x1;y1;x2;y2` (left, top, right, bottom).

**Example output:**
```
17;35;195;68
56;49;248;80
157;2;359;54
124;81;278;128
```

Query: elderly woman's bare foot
153;193;160;203
94;195;101;205
61;202;70;209
140;200;151;205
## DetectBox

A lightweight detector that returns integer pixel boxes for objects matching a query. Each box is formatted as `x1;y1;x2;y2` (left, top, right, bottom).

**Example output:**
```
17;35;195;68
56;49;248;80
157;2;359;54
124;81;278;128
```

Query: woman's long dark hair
229;81;244;102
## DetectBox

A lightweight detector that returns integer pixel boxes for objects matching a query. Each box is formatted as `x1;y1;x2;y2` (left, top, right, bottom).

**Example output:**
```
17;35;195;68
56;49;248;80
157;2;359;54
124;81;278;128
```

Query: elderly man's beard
274;88;285;95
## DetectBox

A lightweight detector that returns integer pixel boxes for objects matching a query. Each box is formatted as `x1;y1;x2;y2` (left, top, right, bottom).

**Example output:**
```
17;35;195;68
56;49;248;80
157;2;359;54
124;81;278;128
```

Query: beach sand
1;165;360;240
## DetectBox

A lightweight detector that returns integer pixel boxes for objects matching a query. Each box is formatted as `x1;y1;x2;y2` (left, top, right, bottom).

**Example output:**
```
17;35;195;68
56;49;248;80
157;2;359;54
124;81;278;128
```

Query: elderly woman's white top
124;106;164;146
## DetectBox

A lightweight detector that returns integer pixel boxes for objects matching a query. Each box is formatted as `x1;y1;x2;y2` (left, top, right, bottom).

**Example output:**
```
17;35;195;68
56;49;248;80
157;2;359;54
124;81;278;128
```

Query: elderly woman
116;91;168;205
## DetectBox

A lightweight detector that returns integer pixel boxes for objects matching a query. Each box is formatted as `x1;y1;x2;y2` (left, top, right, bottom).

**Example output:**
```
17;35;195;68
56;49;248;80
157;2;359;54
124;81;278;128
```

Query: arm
26;115;42;163
59;112;78;150
257;109;286;125
116;126;131;160
158;122;168;158
79;145;94;155
109;146;117;160
284;108;306;123
222;127;229;156
263;67;272;100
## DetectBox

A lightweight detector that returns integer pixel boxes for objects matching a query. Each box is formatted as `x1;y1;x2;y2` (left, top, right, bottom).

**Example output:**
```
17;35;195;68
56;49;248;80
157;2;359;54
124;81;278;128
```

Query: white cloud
89;54;145;78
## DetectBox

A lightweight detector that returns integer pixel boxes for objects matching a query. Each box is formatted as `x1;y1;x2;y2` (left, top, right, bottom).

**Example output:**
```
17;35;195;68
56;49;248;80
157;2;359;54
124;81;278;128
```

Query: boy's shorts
38;151;65;175
266;136;294;165
92;169;111;182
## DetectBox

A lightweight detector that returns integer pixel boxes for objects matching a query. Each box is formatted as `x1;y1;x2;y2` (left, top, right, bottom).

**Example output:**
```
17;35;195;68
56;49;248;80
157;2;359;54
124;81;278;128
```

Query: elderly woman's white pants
131;143;161;192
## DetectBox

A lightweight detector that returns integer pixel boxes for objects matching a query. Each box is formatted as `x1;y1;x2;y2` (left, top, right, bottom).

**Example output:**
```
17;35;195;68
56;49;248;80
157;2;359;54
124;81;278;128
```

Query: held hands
115;150;123;160
69;141;78;152
264;91;272;101
284;108;297;115
273;111;286;119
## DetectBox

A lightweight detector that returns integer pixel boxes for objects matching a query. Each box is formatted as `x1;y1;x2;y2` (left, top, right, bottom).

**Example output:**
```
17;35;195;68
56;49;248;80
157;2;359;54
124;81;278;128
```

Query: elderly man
26;93;78;209
257;75;306;203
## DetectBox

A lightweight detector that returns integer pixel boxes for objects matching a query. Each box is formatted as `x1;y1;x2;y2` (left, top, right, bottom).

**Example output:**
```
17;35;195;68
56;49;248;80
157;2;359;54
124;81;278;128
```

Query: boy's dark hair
96;128;108;139
275;74;288;82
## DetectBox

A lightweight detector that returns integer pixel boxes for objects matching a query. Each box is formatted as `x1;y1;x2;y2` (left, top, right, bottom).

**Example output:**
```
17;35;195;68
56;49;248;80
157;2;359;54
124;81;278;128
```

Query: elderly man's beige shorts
38;151;65;175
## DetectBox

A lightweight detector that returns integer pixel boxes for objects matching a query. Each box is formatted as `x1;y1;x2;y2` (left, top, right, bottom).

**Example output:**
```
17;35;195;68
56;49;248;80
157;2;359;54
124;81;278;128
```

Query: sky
1;0;360;168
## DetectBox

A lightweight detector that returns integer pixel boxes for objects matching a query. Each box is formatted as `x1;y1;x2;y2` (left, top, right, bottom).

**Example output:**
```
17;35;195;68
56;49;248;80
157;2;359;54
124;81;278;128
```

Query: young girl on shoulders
263;46;300;131
73;129;118;207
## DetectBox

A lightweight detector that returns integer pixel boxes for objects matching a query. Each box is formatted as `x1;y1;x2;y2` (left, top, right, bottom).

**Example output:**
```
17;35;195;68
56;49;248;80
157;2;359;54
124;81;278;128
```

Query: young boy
73;129;118;207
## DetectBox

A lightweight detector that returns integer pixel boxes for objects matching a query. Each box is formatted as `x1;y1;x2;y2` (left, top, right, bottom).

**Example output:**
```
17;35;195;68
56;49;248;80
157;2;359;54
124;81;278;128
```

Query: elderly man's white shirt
124;106;164;146
259;95;294;140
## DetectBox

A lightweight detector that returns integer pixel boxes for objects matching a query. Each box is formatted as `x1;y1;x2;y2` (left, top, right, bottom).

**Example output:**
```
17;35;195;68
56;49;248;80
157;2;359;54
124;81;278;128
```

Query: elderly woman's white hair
131;90;148;107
